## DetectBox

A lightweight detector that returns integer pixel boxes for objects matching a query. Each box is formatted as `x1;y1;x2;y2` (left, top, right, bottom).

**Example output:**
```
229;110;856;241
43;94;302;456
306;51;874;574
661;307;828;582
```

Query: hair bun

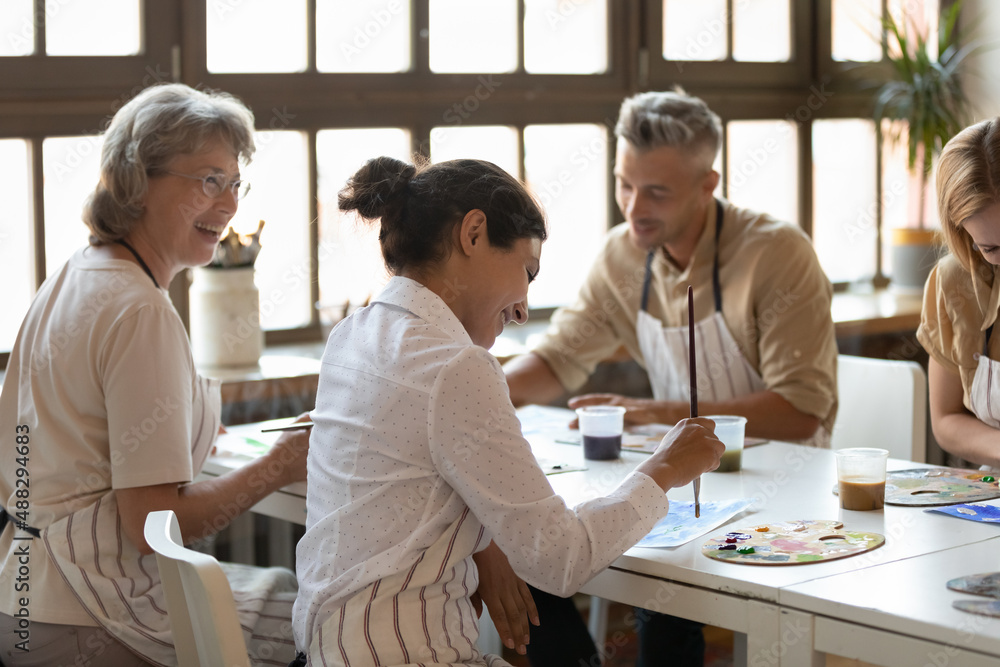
338;156;416;221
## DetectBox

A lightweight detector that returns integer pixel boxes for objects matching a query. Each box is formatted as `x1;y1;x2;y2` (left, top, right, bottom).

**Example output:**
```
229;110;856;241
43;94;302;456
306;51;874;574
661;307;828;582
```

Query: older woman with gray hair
0;83;307;666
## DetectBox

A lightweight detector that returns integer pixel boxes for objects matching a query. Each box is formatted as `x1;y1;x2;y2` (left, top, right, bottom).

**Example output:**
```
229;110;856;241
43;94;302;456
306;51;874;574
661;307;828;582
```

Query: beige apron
38;375;294;666
634;201;827;447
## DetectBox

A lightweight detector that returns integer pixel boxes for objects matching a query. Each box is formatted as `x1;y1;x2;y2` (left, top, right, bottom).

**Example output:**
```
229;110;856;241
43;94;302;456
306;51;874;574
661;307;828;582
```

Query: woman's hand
568;393;673;426
264;413;312;486
636;417;724;492
471;541;539;655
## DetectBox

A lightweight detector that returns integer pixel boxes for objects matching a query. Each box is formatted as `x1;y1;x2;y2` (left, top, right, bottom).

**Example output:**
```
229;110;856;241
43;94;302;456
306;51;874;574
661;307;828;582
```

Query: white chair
144;510;250;667
831;354;928;462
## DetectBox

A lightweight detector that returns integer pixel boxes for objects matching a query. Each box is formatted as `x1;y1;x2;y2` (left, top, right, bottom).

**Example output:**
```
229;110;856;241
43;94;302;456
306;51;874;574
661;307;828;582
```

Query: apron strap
0;507;41;538
711;199;723;312
639;199;725;314
640;249;656;312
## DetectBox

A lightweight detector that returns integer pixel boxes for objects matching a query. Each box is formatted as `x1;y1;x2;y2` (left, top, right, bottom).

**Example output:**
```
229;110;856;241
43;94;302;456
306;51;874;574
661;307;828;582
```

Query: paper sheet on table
926;503;1000;523
516;404;576;435
213;432;276;459
535;457;587;475
634;498;754;548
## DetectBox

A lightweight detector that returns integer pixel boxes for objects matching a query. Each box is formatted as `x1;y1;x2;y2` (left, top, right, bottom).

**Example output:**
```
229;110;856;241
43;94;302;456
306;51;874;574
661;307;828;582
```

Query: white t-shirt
293;276;671;652
0;247;199;625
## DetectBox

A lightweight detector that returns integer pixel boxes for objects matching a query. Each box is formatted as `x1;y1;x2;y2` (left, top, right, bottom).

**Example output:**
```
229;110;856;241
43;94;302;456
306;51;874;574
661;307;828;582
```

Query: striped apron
635;200;828;447
39;375;297;666
636;199;768;407
308;508;512;667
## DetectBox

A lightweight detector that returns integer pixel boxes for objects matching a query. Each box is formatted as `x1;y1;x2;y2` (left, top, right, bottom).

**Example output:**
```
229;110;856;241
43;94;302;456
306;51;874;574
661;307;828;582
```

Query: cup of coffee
575;406;626;460
835;448;889;510
706;415;747;472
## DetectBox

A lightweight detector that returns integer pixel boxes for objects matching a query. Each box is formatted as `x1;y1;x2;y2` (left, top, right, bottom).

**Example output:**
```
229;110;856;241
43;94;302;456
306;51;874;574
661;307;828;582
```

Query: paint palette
884;468;1000;506
949;572;1000;618
948;572;1000;598
702;520;885;566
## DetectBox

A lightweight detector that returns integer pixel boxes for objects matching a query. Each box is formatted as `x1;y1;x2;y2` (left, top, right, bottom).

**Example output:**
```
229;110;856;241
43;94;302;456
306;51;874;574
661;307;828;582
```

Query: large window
1;0;940;362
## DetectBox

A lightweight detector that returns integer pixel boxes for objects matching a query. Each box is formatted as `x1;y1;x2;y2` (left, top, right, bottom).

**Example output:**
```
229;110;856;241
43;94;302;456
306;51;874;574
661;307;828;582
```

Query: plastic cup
706;415;747;472
575;406;626;460
835;448;889;510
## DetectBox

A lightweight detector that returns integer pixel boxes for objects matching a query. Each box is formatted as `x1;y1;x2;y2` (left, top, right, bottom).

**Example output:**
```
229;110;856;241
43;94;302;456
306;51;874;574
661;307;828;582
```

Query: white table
780;538;1000;666
203;419;1000;666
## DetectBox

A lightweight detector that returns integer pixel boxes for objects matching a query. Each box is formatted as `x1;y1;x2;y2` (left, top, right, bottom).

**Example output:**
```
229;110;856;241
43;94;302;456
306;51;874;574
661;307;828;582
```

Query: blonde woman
919;117;1000;469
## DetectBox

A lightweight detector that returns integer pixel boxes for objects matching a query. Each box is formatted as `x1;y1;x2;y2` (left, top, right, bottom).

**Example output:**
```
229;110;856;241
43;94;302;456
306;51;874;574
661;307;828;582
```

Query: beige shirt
918;254;1000;410
0;248;197;626
533;199;838;432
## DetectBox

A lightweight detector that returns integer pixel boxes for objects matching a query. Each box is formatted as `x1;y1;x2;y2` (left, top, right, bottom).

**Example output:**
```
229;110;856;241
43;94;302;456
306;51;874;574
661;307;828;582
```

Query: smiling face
455;234;541;349
962;201;1000;265
132;137;241;281
614;138;718;253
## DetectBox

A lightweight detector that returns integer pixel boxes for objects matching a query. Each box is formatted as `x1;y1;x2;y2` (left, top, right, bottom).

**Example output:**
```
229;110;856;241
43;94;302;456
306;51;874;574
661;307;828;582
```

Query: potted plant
872;0;977;289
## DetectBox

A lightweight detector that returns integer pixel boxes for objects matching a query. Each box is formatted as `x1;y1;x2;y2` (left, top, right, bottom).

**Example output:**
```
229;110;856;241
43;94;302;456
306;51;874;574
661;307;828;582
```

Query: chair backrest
144;510;250;667
831;354;927;462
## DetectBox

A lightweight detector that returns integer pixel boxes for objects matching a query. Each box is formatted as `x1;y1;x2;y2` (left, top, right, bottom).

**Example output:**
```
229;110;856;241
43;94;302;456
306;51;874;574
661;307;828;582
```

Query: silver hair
83;83;256;245
614;89;722;163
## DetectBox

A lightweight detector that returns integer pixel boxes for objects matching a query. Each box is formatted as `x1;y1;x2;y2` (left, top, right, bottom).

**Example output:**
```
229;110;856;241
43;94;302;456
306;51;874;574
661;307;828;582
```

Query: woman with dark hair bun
293;157;723;666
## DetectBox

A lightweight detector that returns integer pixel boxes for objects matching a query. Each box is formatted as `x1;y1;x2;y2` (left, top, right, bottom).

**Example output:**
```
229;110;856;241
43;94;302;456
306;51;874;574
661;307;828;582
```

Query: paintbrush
260;421;314;433
688;285;700;518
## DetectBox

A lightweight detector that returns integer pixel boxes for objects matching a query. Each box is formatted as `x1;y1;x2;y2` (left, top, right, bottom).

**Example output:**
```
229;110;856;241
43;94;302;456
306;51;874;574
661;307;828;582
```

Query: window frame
0;0;947;368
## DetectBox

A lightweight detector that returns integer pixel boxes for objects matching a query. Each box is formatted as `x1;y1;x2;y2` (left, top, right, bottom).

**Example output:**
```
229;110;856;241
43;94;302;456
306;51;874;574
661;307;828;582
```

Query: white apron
633;200;828;447
636;200;767;407
34;375;296;666
968;324;1000;429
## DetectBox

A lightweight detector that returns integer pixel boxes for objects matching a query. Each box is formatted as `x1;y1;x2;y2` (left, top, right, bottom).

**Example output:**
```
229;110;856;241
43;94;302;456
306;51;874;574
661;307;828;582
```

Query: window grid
0;0;938;361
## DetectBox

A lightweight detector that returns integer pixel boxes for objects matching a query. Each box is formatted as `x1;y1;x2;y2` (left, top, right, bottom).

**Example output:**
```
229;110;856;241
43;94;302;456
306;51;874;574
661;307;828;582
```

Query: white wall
962;0;1000;120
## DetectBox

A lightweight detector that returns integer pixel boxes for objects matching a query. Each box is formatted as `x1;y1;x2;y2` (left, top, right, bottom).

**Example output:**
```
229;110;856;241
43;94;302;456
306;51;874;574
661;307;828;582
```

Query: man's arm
568;389;819;440
503;352;566;407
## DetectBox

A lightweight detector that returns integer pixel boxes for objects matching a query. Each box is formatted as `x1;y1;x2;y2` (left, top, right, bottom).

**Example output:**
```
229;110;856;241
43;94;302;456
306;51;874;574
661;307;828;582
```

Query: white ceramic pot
189;267;263;368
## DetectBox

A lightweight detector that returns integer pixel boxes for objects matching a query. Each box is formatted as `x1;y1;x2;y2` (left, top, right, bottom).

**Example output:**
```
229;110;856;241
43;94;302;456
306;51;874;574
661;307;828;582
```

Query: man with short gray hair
505;88;837;666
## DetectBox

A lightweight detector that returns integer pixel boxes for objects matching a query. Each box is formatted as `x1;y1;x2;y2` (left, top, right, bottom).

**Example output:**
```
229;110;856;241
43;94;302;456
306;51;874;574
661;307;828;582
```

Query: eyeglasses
164;171;251;201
